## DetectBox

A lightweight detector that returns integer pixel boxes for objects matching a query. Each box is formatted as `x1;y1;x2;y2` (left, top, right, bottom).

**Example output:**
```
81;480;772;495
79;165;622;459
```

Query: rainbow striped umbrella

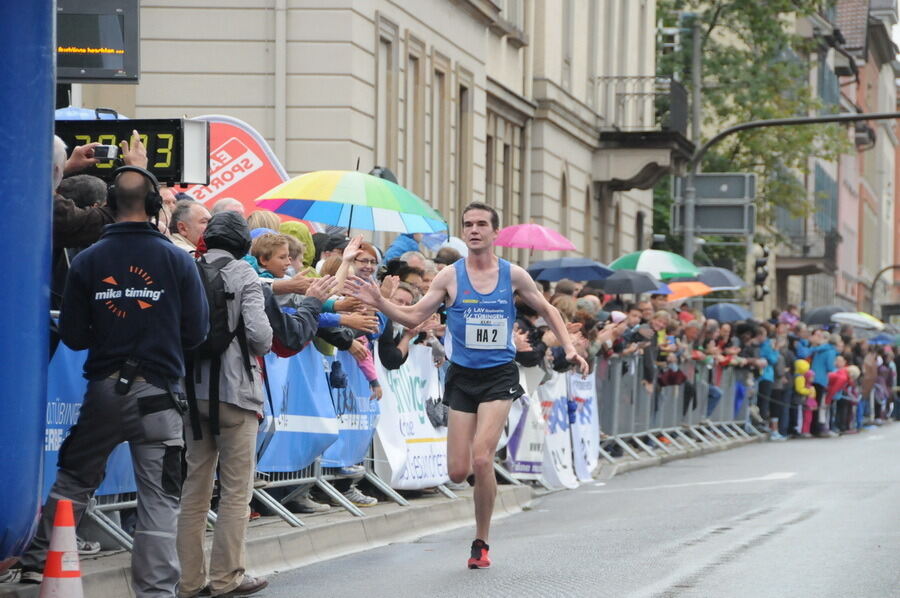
256;170;447;233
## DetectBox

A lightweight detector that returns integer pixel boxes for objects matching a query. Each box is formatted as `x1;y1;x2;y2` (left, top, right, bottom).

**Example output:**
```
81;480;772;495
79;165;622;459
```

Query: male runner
350;202;588;569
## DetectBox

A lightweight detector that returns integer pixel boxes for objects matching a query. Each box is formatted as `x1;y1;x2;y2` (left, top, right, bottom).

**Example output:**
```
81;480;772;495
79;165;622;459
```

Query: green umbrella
609;250;700;280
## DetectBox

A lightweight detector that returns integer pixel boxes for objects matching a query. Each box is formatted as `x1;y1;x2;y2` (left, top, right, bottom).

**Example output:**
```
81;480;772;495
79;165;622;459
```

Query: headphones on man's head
106;166;163;219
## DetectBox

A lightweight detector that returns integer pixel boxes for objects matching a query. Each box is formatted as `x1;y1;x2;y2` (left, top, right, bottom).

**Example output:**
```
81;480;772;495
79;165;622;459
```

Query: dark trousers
812;383;826;435
21;379;184;598
757;380;774;421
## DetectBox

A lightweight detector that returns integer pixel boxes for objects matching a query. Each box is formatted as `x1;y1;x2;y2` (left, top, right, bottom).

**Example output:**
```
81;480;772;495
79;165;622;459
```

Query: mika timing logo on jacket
94;266;166;317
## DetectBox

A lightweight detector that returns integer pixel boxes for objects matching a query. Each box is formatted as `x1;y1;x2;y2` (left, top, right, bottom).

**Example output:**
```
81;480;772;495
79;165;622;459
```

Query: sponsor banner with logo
257;347;339;472
505;367;545;478
539;372;579;489
44;346;136;498
374;344;449;490
319;351;380;468
179;115;288;216
568;372;599;482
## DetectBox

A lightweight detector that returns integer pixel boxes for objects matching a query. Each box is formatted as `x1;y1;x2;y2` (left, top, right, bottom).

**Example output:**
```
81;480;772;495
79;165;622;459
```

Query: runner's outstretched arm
349;265;451;328
509;265;589;375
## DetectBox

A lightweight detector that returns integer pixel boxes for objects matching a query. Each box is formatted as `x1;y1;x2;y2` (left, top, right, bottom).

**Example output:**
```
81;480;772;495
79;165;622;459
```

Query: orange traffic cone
39;499;83;598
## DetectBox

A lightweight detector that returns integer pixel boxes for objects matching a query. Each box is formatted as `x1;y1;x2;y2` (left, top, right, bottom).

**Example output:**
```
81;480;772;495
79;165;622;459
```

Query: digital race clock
54;118;210;185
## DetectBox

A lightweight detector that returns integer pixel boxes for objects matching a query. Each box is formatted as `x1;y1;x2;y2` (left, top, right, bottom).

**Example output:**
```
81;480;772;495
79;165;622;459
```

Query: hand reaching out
513;327;533;352
342;235;364;263
333;296;364;313
341;311;380;333
349;275;385;308
348;339;368;360
304;275;338;302
380;275;400;300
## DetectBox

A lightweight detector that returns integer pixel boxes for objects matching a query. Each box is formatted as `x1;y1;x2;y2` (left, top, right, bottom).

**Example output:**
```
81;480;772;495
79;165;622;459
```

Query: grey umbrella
671;267;746;291
589;270;662;294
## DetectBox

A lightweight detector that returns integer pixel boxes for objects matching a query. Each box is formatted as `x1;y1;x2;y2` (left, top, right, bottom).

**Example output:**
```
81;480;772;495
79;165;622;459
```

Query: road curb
0;484;533;598
595;435;762;479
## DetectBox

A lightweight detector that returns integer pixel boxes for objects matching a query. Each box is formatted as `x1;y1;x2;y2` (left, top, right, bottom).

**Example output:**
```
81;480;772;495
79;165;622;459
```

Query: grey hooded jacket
191;248;273;413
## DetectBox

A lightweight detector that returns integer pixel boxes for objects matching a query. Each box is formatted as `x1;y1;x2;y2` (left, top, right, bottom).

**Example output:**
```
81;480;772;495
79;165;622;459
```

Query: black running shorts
443;360;524;414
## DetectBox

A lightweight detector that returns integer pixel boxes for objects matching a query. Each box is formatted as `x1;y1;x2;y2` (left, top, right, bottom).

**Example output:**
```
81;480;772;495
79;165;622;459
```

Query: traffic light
754;245;770;301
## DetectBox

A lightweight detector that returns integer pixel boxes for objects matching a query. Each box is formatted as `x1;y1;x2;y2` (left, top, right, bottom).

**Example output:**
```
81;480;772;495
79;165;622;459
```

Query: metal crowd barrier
595;354;757;468
69;348;761;553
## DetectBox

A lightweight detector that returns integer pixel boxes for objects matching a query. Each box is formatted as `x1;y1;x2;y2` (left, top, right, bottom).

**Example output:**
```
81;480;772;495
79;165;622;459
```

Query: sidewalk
0;484;533;598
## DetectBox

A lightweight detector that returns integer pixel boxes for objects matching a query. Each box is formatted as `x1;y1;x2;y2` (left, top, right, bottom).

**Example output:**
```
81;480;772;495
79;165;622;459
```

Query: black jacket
59;221;209;387
378;319;411;370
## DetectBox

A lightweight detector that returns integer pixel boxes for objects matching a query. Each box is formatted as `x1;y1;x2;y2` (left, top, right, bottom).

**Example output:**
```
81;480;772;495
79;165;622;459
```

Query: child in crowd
794;359;816;438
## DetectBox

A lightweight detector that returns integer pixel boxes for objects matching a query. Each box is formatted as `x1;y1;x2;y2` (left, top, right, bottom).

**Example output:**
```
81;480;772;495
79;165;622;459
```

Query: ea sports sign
180;115;288;215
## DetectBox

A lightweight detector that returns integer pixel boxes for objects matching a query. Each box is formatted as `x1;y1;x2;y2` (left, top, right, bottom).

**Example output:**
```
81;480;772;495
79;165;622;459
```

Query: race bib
464;317;508;350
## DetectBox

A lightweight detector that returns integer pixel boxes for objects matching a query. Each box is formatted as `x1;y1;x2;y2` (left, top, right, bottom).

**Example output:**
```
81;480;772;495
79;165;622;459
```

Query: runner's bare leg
447;409;477;483
471;399;513;543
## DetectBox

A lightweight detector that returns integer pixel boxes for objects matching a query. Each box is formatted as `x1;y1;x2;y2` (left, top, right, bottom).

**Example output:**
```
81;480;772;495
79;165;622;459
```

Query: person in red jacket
823;355;850;437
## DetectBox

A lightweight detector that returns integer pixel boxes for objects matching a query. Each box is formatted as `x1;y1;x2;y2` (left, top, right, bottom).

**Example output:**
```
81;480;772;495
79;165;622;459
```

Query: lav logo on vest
93;265;165;318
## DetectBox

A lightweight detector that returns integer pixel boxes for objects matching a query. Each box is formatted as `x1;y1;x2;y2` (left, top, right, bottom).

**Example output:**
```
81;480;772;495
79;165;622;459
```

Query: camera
93;144;120;161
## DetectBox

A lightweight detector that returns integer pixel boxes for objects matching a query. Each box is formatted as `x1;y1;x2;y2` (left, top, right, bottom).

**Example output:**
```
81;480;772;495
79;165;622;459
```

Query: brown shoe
215;575;269;597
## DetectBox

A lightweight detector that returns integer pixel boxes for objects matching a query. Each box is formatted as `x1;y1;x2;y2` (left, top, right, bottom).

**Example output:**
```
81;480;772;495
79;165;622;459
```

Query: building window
562;0;574;90
584;185;593;257
560;173;569;241
635;210;645;250
587;0;597;106
404;35;425;196
613;202;621;257
456;68;474;218
375;14;399;171
597;184;609;262
485;133;495;205
432;57;450;223
502;142;513;222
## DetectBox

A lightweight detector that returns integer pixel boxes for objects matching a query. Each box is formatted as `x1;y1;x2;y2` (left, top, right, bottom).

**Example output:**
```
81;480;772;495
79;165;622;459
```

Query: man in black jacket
21;165;209;598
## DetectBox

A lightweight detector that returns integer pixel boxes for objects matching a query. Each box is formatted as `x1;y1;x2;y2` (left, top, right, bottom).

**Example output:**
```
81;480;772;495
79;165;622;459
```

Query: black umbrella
588;270;661;294
802;305;844;326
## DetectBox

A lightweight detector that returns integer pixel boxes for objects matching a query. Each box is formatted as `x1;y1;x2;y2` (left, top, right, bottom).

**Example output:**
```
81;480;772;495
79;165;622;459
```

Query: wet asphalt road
265;424;900;597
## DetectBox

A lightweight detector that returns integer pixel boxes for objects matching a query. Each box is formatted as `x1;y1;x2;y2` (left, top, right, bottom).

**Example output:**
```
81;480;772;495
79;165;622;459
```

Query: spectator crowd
37;135;899;597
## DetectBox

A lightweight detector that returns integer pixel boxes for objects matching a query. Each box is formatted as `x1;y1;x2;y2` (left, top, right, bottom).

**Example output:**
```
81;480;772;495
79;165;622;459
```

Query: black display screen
57;13;126;71
56;0;139;83
55;120;184;183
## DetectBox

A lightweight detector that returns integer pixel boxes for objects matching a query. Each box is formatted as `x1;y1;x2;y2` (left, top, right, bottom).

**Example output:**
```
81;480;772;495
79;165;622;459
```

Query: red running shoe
467;539;491;569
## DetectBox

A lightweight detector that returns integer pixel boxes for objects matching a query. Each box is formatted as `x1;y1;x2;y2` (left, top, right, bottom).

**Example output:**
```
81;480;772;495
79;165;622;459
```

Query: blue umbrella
527;257;614;282
55;107;128;120
704;302;752;323
867;333;894;345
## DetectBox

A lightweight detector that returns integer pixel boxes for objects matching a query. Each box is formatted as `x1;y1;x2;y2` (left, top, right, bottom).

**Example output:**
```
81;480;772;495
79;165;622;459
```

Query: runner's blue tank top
446;257;516;368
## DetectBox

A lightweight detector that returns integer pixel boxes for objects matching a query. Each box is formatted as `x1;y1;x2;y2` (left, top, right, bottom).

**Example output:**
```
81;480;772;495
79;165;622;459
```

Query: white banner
539;372;579;489
568;372;599;482
505;367;545;479
374;344;449;489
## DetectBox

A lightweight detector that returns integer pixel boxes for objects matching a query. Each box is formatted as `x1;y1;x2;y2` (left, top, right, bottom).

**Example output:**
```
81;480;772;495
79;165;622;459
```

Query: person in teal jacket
756;328;780;427
808;328;837;435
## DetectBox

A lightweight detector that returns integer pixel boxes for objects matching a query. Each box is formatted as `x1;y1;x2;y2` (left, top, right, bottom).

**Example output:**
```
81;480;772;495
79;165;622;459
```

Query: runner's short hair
462;202;500;231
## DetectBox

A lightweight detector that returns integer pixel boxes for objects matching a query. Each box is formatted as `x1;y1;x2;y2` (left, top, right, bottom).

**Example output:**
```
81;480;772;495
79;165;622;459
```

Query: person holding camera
21;136;209;598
